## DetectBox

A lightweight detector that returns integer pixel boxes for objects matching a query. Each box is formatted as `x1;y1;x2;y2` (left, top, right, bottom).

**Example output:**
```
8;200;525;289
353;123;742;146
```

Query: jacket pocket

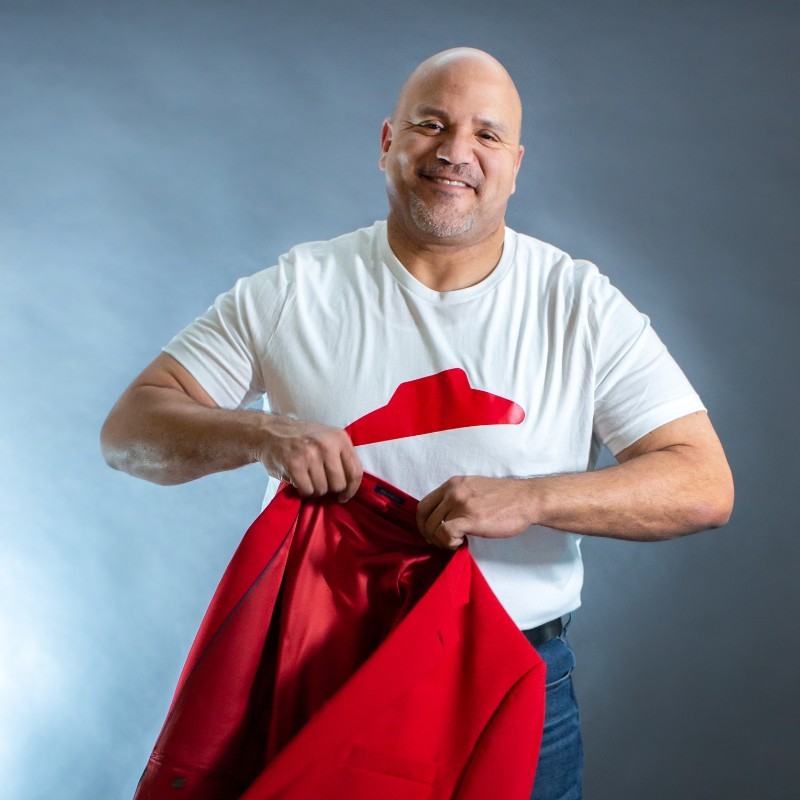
341;743;438;800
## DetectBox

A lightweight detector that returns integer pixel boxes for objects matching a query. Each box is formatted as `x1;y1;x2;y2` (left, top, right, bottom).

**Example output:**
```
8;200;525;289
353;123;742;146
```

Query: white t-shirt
164;220;705;629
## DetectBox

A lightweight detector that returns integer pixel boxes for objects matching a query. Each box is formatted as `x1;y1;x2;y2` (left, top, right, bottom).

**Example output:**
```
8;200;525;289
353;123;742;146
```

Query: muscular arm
417;411;734;549
100;353;362;499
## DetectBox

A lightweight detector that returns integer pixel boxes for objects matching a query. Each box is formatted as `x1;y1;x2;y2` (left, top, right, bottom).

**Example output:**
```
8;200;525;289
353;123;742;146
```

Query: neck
386;215;506;292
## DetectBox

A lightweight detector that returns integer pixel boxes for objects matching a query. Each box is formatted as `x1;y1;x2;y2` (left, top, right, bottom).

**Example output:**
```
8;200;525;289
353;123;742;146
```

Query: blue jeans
529;616;584;800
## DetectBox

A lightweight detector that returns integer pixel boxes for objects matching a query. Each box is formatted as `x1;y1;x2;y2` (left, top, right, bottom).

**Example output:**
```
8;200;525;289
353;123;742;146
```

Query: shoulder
230;222;382;303
507;228;612;304
278;222;381;276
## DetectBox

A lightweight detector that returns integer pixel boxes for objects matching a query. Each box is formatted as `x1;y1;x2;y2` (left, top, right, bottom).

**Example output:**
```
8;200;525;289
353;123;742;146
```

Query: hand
416;476;536;550
258;415;363;502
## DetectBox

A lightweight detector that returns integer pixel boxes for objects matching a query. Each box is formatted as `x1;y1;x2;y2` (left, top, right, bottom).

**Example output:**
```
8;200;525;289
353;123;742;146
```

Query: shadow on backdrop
1;2;797;798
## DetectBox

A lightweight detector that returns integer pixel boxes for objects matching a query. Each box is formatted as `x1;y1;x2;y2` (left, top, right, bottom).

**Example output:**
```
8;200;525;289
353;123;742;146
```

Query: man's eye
478;132;499;142
408;120;443;133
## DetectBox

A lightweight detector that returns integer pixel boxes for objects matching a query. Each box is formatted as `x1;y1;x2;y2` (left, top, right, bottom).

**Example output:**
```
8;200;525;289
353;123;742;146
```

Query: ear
379;118;393;171
510;144;524;195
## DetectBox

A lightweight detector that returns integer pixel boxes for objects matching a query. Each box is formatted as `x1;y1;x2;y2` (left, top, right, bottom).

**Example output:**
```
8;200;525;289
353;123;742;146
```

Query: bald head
379;47;525;254
394;48;522;140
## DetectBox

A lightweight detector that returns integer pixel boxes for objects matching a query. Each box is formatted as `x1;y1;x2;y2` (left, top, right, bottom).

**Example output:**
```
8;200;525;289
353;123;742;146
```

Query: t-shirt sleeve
162;267;287;410
585;264;706;455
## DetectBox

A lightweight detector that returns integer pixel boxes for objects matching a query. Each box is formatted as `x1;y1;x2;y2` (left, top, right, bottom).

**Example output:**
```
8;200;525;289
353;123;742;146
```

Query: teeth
437;178;467;187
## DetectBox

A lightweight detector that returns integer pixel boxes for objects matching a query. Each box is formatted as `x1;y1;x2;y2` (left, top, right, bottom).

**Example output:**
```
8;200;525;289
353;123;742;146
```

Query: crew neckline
377;220;517;305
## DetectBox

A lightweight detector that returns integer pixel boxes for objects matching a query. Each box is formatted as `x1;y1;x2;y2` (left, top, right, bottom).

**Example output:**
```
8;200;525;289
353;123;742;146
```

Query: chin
409;198;477;239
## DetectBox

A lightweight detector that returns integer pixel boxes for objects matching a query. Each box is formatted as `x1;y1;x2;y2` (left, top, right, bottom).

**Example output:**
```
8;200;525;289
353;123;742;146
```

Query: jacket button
171;777;187;789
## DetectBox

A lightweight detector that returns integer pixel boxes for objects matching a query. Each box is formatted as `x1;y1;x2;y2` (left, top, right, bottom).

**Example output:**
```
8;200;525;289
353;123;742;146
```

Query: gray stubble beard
408;192;478;239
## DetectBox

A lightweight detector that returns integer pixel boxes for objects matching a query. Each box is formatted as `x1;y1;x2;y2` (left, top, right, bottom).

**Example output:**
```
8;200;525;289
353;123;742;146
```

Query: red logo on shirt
345;368;525;447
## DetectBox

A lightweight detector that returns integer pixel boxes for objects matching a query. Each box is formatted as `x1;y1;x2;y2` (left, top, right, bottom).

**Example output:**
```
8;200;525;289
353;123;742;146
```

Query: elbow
100;402;145;477
691;498;732;531
688;470;735;532
99;405;192;486
100;412;127;472
100;412;117;468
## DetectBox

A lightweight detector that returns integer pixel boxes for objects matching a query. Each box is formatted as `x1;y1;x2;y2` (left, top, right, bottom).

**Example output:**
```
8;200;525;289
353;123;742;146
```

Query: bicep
100;353;218;467
615;411;724;463
129;352;219;409
586;268;706;456
103;354;218;440
615;411;734;524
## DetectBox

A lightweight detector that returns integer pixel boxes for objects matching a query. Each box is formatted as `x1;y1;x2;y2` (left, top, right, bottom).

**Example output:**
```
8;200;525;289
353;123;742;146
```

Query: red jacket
133;473;545;799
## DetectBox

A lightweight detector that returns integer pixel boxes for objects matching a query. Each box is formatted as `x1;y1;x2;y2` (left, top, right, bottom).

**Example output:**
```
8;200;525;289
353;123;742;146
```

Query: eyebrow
410;105;511;137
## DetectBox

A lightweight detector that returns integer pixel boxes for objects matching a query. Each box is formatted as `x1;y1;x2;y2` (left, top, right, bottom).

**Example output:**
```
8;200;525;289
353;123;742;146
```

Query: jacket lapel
240;547;473;797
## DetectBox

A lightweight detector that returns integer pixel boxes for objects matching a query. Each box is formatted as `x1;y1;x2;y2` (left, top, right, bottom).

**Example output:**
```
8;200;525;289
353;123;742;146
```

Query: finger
422;496;455;542
427;518;464;551
306;458;329;496
416;483;447;534
338;446;363;502
323;455;348;496
437;517;468;550
289;466;315;497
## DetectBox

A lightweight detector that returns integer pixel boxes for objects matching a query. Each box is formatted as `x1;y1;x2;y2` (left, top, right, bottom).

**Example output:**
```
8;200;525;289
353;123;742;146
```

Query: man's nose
435;130;475;166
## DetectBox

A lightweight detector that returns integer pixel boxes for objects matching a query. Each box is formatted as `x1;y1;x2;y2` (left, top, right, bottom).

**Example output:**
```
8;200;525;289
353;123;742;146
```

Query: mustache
417;162;481;189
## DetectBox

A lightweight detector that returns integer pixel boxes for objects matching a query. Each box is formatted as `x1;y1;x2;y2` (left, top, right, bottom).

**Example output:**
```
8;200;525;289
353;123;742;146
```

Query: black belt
521;615;565;648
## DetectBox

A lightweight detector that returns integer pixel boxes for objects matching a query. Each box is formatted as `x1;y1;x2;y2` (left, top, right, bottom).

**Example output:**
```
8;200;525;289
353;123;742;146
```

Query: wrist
247;409;280;466
521;476;551;527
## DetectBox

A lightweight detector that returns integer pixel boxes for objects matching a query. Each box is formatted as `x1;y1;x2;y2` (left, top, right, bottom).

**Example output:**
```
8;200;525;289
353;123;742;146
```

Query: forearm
102;366;363;500
417;412;734;549
527;447;733;542
101;385;267;485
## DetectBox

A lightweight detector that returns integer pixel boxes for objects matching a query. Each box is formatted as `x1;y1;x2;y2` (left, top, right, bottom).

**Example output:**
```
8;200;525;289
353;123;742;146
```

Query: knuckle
334;429;352;447
307;477;326;496
307;438;327;457
295;481;313;497
320;428;346;450
285;453;307;472
295;438;326;464
450;487;468;505
317;437;337;457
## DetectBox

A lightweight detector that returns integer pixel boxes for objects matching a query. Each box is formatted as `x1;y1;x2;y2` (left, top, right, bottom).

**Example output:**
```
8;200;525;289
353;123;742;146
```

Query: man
102;48;734;799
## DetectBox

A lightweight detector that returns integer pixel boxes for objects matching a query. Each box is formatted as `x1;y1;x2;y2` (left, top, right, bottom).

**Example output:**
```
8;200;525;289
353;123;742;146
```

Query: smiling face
380;50;524;248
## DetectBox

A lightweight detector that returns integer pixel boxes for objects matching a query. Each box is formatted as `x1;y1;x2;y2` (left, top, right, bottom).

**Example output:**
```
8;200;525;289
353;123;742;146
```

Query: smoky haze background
1;1;797;798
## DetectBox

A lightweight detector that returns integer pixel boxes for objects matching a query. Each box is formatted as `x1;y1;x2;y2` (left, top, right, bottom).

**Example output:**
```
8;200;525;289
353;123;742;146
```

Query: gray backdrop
1;1;797;798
